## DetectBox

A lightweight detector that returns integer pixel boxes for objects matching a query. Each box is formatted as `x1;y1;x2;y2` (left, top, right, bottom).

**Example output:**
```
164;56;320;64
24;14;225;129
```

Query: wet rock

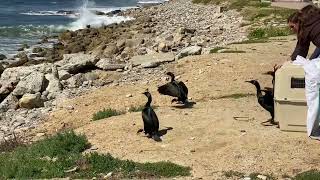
0;54;7;60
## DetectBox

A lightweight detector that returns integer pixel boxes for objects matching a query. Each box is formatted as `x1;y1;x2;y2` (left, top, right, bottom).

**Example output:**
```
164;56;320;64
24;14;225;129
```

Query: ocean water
0;0;143;57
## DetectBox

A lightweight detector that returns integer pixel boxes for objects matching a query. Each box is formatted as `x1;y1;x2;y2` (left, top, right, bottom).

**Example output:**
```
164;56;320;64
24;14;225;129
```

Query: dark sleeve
291;40;310;61
310;47;320;59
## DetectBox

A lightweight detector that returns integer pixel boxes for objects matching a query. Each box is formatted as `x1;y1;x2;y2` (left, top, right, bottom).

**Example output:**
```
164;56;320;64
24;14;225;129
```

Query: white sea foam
20;11;79;18
65;0;134;31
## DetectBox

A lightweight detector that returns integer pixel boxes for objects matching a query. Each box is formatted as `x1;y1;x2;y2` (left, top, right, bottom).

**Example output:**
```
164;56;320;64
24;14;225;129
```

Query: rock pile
0;0;247;141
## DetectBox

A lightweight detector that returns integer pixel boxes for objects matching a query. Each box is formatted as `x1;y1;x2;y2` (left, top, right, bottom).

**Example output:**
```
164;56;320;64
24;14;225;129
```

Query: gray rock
176;46;202;60
66;74;84;88
19;93;44;109
141;61;159;68
95;58;125;71
59;53;99;74
12;71;46;96
0;94;19;112
116;39;126;49
45;74;62;93
0;54;6;60
58;70;72;80
131;53;175;66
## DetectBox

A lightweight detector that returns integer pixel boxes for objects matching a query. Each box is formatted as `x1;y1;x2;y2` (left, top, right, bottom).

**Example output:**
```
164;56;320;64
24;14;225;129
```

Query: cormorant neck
254;82;262;96
145;96;152;107
170;74;175;82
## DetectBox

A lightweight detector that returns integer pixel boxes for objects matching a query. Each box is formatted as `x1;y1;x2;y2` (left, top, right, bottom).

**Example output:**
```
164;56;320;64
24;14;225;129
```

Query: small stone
240;130;246;133
243;177;251;180
126;94;133;98
116;69;123;72
190;149;196;153
190;137;195;140
90;146;98;151
64;166;78;173
257;175;267;180
105;172;113;178
36;133;46;137
65;105;74;110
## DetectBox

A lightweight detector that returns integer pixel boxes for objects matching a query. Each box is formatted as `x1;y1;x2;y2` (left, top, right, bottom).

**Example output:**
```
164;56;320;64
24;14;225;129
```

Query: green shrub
0;131;191;179
92;108;125;121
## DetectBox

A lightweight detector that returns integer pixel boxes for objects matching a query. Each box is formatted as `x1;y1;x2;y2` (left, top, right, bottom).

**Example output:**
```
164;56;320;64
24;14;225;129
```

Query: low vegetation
294;170;320;180
0;131;191;179
223;170;245;178
92;108;125;121
210;47;227;53
193;0;295;44
0;133;26;152
248;27;291;40
220;50;246;53
214;93;255;99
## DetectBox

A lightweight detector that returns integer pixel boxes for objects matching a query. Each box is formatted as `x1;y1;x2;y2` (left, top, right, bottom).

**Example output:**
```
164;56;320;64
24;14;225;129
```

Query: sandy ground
31;36;320;179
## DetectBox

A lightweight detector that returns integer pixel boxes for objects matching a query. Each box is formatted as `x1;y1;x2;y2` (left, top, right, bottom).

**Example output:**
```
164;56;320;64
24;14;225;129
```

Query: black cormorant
158;72;188;104
141;91;161;142
246;80;276;125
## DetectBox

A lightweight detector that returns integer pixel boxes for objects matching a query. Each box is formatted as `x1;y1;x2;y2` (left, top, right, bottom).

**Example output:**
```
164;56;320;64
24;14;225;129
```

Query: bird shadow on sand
172;101;196;109
158;127;173;137
261;119;279;127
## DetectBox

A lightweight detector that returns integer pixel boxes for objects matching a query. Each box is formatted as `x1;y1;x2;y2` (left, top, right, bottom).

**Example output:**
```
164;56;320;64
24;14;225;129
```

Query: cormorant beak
245;80;251;83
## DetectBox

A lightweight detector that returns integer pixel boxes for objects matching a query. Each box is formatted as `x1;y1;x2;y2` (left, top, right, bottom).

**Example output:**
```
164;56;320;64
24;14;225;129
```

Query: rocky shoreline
0;0;247;141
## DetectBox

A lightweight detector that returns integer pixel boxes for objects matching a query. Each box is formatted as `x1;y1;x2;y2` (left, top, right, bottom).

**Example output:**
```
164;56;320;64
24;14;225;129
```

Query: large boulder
0;64;51;96
95;58;125;71
58;70;72;80
19;93;43;109
58;53;100;74
176;46;202;60
45;65;62;93
65;74;85;88
12;71;47;96
131;53;175;67
0;94;19;112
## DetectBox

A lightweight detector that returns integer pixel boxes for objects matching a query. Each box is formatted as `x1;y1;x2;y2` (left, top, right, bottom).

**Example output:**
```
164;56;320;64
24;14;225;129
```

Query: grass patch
294;170;320;180
0;133;26;153
248;27;292;40
220;50;246;53
128;105;158;112
210;47;228;53
0;131;191;179
231;39;269;44
92;108;125;121
223;170;245;178
214;93;255;100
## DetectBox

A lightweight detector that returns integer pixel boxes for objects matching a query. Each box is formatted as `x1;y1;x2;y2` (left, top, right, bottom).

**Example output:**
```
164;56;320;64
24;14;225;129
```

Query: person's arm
291;40;310;61
310;47;320;59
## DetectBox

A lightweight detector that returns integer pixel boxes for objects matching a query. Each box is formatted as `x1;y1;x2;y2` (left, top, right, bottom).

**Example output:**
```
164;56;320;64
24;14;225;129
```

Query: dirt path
32;36;320;179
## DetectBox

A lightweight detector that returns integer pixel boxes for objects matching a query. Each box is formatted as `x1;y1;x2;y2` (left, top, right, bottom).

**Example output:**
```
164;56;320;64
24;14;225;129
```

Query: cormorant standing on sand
245;80;276;125
158;72;189;104
140;91;161;142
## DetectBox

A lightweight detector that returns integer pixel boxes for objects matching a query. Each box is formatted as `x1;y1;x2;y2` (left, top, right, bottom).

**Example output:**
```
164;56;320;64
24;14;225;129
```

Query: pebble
126;94;133;98
105;172;113;178
257;175;267;180
65;105;74;110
